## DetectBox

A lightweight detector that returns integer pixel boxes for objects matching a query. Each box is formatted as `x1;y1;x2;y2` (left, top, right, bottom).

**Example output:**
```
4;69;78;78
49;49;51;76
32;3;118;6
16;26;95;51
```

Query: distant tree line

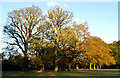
2;5;120;71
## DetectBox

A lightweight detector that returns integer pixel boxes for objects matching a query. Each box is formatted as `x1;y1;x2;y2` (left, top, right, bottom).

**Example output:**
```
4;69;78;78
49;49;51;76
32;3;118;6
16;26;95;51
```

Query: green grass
2;69;120;77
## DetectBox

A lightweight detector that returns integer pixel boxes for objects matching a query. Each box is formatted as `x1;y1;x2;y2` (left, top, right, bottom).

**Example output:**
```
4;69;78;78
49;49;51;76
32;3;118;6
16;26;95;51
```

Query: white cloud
46;2;67;7
47;2;60;7
0;0;119;2
72;17;87;24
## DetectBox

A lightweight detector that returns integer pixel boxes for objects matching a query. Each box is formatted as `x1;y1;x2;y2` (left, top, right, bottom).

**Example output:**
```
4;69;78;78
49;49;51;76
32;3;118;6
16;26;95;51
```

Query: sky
0;1;118;53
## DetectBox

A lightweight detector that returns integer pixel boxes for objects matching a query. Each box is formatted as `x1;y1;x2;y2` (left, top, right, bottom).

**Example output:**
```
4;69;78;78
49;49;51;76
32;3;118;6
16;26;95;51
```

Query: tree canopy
2;5;118;71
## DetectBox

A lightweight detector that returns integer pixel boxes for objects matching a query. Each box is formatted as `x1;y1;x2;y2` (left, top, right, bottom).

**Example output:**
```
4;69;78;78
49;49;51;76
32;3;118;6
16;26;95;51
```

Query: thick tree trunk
23;55;28;71
89;63;92;70
68;63;72;71
76;64;79;70
55;65;58;72
94;63;96;69
40;65;44;72
23;42;29;72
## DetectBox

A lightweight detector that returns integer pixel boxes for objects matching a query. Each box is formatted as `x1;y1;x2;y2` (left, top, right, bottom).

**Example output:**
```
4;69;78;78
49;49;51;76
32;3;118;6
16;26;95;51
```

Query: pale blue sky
0;2;118;52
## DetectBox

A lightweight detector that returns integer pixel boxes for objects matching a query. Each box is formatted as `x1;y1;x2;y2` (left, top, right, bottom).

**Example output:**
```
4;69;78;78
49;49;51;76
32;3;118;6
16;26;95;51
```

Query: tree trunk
40;65;44;72
100;64;102;69
94;63;96;69
97;65;99;69
54;49;58;72
84;65;86;69
23;42;29;72
76;64;79;70
42;65;44;71
68;63;72;71
24;41;28;56
23;55;28;72
55;65;58;72
89;63;92;70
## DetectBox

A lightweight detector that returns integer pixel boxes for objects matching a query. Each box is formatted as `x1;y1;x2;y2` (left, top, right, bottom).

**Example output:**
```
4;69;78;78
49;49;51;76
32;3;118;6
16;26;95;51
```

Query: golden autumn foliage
4;5;45;57
82;36;116;69
3;5;117;71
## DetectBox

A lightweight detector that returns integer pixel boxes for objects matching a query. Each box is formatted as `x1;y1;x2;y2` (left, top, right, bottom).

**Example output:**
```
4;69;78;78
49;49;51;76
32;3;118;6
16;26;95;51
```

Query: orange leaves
5;5;118;70
76;24;82;29
65;50;71;54
83;36;115;66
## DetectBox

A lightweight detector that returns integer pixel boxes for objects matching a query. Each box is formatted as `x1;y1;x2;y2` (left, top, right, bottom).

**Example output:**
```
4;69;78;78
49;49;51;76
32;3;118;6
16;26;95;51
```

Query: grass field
2;69;120;77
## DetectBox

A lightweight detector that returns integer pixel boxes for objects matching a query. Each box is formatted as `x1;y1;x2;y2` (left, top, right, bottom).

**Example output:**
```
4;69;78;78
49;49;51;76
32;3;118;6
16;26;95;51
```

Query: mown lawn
2;69;120;77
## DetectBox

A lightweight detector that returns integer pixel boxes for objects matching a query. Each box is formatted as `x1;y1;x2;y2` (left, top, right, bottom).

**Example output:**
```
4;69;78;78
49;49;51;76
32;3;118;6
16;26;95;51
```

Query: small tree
108;41;120;68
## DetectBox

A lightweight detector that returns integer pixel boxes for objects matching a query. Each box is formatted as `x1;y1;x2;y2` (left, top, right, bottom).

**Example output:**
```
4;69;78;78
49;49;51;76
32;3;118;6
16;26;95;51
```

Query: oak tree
3;5;45;71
